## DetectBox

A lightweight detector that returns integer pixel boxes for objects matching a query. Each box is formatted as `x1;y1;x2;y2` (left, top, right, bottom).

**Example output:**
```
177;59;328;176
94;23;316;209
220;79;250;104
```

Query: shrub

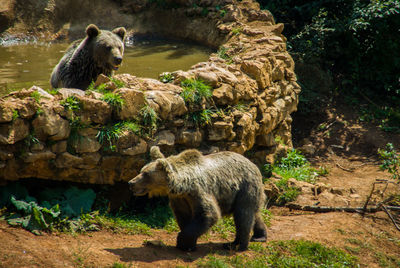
378;143;400;181
258;0;400;130
266;149;323;205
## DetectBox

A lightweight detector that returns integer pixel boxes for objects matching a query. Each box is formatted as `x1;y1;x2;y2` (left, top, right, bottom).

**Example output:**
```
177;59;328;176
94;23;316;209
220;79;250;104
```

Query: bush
258;0;400;129
265;149;322;205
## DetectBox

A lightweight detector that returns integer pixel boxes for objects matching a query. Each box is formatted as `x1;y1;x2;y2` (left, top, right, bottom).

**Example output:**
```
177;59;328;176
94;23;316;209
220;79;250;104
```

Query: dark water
0;40;212;94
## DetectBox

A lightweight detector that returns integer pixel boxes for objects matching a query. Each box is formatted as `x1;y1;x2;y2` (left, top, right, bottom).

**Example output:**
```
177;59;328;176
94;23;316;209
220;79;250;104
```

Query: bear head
86;24;127;72
128;146;171;198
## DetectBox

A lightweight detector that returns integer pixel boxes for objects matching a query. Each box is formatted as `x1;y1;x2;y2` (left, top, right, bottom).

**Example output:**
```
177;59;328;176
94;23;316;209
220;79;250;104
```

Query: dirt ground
0;101;399;268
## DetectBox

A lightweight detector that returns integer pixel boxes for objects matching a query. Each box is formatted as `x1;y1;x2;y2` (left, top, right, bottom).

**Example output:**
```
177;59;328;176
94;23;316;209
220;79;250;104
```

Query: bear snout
114;56;122;65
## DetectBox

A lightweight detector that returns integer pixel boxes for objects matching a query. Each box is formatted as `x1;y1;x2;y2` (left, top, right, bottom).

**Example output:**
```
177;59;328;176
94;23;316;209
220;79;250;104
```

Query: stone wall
0;0;300;184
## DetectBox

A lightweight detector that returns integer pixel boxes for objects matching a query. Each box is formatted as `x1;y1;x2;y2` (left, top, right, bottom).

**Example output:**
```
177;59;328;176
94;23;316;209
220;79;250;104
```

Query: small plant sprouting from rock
12;110;19;120
96;121;141;152
60;96;81;112
140;105;158;135
378;143;399;181
231;27;242;36
187;109;214;126
109;77;125;89
180;78;212;104
30;91;41;103
24;132;40;148
215;5;226;17
100;92;125;110
159;72;174;83
217;46;233;64
67;117;87;154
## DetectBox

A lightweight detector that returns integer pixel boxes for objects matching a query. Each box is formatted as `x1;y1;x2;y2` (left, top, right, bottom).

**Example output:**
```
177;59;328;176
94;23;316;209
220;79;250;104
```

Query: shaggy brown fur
129;146;267;251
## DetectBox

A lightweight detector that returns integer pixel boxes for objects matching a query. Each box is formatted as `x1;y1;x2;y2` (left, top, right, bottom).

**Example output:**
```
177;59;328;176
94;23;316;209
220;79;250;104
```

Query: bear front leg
176;195;219;251
170;197;192;231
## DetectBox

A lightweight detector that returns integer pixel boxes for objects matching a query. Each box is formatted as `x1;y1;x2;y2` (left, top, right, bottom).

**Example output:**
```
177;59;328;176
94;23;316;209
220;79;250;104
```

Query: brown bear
50;24;126;90
128;146;267;251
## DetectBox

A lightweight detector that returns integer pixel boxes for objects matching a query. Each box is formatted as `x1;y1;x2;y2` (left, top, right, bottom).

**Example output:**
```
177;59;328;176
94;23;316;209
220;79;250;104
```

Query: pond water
0;40;212;94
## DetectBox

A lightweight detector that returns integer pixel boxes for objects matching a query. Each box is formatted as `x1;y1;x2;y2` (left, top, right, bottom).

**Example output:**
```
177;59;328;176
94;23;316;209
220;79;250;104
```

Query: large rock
0;118;29;144
114;88;146;120
32;104;70;141
145;90;187;120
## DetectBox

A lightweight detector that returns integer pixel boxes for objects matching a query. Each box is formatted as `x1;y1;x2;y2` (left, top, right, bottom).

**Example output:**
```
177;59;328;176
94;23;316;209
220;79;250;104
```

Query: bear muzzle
111;56;123;70
128;178;147;196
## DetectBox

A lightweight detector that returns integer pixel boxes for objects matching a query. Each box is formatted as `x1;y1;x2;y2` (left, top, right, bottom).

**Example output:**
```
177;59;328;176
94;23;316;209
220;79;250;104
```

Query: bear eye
106;46;112;51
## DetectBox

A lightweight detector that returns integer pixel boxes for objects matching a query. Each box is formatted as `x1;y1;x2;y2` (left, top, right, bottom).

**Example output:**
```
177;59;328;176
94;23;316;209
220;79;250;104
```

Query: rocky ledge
0;0;300;184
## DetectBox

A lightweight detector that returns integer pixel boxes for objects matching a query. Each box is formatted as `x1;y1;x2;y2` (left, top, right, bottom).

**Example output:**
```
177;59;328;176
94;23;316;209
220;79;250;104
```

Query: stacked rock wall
0;0;300;184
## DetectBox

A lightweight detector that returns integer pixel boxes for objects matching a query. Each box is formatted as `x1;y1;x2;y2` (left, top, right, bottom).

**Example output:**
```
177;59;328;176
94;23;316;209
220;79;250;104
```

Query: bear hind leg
251;212;267;242
225;208;254;251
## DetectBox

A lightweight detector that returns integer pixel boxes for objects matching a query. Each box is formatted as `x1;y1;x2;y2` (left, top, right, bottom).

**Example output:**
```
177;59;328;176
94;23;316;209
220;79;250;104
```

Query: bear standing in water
129;146;267;252
50;24;126;90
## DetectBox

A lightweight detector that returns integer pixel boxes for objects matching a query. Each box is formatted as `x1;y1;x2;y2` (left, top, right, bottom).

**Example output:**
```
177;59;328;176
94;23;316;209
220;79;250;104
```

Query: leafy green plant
30;91;41;103
266;149;322;205
378;143;400;181
46;88;59;96
100;92;125;110
2;184;97;234
159;72;175;83
12;109;19;120
180;78;212;104
7;197;61;235
109;77;125;89
60;96;81;112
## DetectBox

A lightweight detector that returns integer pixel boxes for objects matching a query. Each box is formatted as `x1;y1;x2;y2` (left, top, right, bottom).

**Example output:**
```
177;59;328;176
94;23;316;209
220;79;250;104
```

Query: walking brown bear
128;146;267;251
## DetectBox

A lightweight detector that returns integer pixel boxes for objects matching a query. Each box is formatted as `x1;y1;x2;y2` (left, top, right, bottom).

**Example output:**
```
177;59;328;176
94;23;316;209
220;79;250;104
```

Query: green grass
231;27;242;36
30;91;41;103
109;77;125;89
100;92;125;110
140;105;158;135
216;46;233;64
187;109;214;126
265;149;324;205
197;240;358;268
96;121;141;152
180;78;212;104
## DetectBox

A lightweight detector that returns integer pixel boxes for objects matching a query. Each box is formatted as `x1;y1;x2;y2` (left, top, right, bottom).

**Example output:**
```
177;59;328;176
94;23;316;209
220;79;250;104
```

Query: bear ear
112;27;126;41
157;159;174;176
86;24;100;38
150;146;165;160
